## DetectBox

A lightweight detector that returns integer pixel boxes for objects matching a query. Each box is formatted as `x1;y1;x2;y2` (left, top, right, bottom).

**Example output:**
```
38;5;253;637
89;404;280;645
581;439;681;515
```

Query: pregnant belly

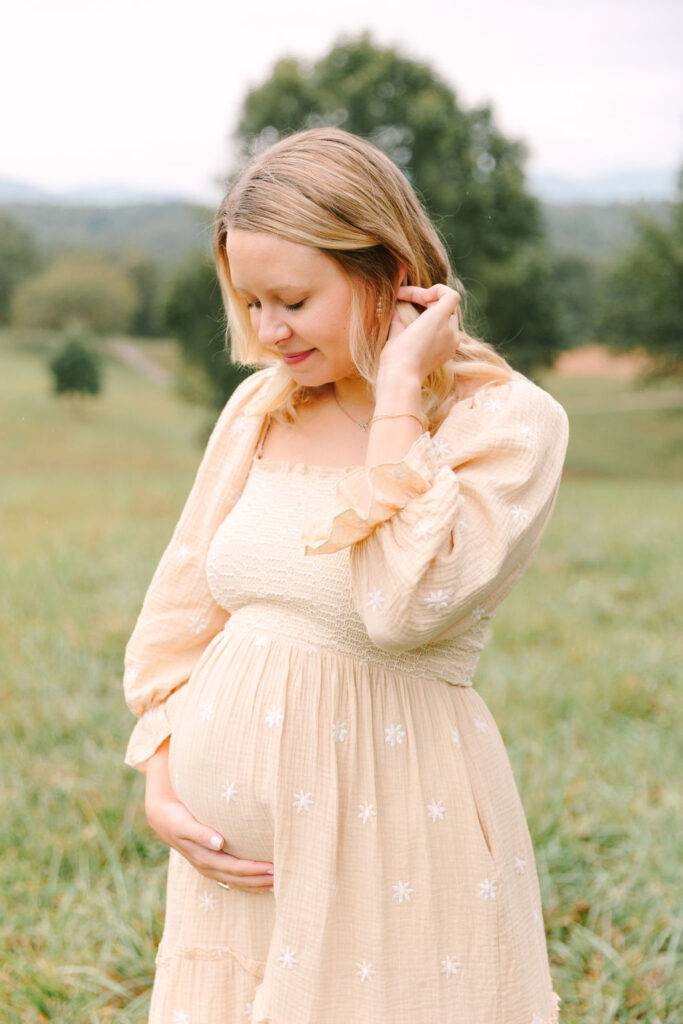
168;632;285;863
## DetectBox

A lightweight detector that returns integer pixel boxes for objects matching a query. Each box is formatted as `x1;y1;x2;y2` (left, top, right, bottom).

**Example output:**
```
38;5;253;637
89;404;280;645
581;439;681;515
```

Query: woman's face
226;229;360;386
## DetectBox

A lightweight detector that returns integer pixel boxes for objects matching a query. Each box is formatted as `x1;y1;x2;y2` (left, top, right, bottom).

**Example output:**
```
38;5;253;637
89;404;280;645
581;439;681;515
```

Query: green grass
1;333;681;1022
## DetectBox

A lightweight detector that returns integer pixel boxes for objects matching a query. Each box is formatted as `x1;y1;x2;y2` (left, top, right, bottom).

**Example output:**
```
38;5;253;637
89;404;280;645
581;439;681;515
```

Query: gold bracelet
370;412;428;430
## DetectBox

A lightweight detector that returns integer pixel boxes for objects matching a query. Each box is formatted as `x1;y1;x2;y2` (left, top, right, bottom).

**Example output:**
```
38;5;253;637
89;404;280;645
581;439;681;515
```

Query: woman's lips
282;349;315;365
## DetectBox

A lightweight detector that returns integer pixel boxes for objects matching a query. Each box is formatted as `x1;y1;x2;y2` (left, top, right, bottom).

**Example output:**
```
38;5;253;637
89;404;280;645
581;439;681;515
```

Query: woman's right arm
123;368;274;770
144;739;274;892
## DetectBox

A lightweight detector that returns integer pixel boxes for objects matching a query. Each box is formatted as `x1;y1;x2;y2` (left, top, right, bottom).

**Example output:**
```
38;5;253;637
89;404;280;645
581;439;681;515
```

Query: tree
11;251;138;334
165;252;251;408
49;323;102;398
597;170;683;372
547;252;598;348
0;215;42;323
232;33;564;372
121;249;166;337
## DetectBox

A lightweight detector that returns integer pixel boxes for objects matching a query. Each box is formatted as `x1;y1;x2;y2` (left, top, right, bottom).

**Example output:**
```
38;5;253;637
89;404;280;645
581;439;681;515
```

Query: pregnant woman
123;127;568;1023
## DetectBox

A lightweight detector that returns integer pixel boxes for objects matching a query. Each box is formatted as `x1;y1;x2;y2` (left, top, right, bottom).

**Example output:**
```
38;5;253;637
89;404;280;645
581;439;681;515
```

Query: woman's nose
258;309;292;348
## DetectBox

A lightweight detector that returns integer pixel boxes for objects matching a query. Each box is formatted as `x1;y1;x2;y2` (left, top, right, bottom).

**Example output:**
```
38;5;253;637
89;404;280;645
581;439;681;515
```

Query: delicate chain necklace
331;385;373;432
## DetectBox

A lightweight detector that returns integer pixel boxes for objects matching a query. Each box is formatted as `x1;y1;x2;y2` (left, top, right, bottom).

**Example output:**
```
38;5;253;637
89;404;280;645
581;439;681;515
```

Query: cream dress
123;366;569;1024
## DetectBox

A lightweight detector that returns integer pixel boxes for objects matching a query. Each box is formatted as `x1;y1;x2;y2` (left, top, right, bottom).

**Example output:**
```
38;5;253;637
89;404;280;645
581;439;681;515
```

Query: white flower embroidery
199;701;215;722
293;790;313;814
221;780;238;804
358;802;377;824
199;891;217;912
479;878;498;901
484;396;504;412
367;588;385;610
425;589;449;612
518;425;534;440
452;726;461;746
264;704;284;728
531;1014;545;1024
253;634;269;648
169;848;184;867
440;954;462;978
244;1002;254;1020
332;719;348;742
474;716;488;734
512;504;531;524
356;959;376;982
412;518;435;539
188;614;208;635
427;799;446;822
392;880;414;904
514;855;527;875
277;946;297;969
173;543;193;562
231;417;248;435
172;1011;190;1024
456;516;469;532
432;438;451;458
384;723;406;748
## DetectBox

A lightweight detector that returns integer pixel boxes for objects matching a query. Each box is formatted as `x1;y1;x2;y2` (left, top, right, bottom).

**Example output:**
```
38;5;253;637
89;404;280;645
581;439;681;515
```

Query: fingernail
209;835;223;850
266;867;274;874
268;886;275;893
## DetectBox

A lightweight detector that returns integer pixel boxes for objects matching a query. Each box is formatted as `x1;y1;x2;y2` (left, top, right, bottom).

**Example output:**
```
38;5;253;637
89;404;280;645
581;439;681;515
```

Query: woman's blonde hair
214;127;515;429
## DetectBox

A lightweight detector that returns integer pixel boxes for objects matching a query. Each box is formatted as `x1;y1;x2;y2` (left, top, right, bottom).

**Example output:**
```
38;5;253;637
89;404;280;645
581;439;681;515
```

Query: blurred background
1;1;681;1021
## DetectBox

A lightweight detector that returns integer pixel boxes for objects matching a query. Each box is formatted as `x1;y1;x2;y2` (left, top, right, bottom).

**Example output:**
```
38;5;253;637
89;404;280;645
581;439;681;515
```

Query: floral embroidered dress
123;365;569;1024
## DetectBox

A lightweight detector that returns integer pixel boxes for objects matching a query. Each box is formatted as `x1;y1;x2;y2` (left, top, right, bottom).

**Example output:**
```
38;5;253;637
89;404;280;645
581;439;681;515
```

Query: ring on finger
217;881;231;890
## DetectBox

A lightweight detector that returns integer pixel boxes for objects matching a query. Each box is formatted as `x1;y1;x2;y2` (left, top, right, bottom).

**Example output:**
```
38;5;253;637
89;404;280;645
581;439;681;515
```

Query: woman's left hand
380;284;462;383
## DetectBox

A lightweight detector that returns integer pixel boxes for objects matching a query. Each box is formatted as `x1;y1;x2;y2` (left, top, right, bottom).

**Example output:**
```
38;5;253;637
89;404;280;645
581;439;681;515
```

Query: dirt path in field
553;345;682;413
107;339;172;385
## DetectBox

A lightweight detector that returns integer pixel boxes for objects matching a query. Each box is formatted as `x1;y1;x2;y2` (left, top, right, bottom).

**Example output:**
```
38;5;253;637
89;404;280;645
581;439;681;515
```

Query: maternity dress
123;365;569;1024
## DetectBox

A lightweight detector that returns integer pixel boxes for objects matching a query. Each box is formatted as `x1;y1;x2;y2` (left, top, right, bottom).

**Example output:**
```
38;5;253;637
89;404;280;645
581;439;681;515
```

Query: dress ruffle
250;990;561;1023
303;431;441;555
125;700;173;769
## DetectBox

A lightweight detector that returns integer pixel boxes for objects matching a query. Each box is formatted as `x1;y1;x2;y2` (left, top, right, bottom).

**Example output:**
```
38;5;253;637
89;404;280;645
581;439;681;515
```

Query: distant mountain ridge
0;178;187;206
0;197;675;267
1;165;678;208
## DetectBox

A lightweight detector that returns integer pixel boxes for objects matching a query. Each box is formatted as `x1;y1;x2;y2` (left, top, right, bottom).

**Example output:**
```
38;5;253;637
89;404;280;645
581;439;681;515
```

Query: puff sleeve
122;370;268;770
303;376;569;655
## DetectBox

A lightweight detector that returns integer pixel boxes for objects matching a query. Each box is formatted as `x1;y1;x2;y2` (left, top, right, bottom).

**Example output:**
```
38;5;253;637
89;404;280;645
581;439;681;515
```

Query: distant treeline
0;198;674;269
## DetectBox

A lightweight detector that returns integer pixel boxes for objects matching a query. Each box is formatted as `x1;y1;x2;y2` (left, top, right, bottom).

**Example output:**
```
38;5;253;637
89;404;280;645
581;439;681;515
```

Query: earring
376;295;383;317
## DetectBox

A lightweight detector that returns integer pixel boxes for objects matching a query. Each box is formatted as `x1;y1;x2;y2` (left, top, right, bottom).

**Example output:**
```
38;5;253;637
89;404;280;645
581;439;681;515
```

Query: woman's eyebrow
233;283;301;295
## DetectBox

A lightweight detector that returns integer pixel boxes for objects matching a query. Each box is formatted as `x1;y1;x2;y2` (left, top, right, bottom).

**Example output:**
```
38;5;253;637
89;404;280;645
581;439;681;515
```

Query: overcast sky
3;0;681;203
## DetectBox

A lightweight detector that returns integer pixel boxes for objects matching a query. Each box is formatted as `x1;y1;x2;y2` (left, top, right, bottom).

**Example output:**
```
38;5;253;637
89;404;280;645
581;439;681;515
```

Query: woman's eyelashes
246;300;305;311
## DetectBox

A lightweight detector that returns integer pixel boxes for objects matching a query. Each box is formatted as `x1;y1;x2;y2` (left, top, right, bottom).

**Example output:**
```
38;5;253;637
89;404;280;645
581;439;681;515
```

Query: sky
2;0;681;204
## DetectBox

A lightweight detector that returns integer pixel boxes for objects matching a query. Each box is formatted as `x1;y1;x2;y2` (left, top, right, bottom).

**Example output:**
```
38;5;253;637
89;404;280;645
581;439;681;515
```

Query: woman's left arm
304;375;569;655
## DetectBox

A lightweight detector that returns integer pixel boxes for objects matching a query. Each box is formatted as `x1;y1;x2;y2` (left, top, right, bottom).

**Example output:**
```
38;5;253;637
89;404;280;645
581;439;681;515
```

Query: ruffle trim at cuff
303;431;441;556
124;702;173;771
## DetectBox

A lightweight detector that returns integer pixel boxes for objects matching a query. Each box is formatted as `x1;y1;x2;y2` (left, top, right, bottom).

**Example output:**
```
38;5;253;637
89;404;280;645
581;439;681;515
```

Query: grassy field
1;332;681;1023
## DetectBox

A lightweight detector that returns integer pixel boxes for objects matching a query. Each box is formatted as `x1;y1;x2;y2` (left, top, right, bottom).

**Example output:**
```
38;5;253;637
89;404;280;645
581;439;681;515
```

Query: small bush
49;324;103;398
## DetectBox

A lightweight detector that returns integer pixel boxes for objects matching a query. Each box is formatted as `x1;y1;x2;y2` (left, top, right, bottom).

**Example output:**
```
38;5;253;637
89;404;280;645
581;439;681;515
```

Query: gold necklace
331;385;373;432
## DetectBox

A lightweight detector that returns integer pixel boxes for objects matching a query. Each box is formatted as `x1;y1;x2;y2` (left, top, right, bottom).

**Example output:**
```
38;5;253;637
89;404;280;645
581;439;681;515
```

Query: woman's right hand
144;738;275;894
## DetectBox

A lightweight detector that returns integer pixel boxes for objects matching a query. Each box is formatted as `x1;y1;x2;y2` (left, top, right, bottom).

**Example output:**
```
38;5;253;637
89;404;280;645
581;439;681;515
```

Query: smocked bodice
205;457;487;684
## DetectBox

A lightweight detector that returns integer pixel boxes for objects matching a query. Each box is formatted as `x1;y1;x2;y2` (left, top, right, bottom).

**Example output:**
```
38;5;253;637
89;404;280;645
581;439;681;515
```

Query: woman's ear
394;261;409;290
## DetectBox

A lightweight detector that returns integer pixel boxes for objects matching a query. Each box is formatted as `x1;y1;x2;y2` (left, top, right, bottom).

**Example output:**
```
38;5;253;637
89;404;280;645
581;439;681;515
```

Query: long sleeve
302;375;569;655
122;368;272;770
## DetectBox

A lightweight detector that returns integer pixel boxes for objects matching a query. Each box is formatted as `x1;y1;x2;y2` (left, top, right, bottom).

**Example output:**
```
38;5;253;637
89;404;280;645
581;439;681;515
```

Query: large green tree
233;32;564;373
597;169;683;372
11;251;138;334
